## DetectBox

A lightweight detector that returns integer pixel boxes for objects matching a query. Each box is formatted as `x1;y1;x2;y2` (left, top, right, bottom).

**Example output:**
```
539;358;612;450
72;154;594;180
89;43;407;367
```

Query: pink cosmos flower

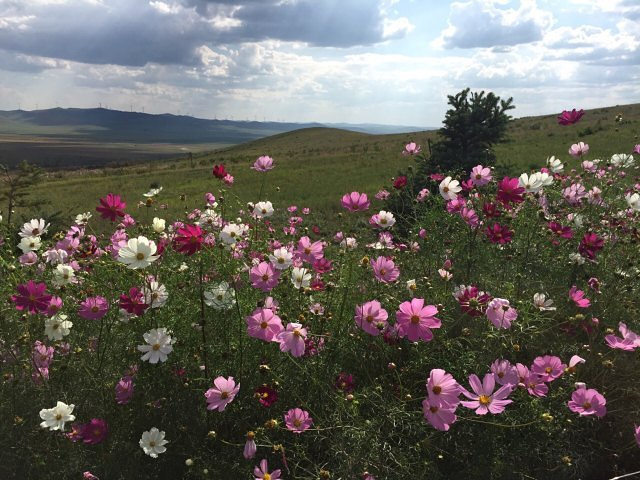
395;298;441;342
635;425;640;447
45;296;63;317
531;355;566;382
633;144;640;155
485;223;513;244
355;300;389;336
19;251;38;265
253;155;274;172
32;340;54;369
567;385;606;417
205;376;240;412
496;177;525;207
83;472;99;480
470;165;492;186
11;280;52;314
243;432;257;459
246;307;284;342
562;183;587;205
341;192;371;212
446;195;466;214
557;109;584;126
422;398;457;431
416;188;430;202
461;373;513;415
371;256;400;283
284;408;313;433
277;323;307;357
486;298;517;329
375;189;390;200
115;375;134;404
565;355;586;374
81;418;109;445
254;459;281;480
295;236;324;263
78;296;109;320
249;262;281;292
460;207;479;228
569;286;591;308
515;363;548;397
490;359;518;386
605;322;640;351
173;224;204;256
403;142;421;155
223;173;234;185
427;369;461;407
569;142;589;158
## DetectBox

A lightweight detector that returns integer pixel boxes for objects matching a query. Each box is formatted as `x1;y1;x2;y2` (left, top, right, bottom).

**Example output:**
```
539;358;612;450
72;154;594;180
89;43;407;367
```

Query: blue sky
0;0;638;126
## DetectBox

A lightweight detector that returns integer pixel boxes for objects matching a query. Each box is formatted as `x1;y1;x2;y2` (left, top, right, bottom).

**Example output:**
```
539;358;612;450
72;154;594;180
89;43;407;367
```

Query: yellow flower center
293;329;301;337
149;441;156;447
545;367;552;374
479;395;491;405
264;474;271;480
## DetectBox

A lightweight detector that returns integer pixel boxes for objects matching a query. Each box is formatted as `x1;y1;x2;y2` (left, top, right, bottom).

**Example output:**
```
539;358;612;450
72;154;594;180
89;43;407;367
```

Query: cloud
0;0;412;67
434;0;554;49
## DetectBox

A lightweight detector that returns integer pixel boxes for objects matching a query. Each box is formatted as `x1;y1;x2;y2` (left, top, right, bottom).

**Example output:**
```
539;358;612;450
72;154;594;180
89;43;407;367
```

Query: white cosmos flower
340;237;358;249
74;212;92;225
44;314;73;341
143;187;163;197
546;156;564;173
220;223;247;245
19;236;41;253
20;219;50;238
269;247;293;270
518;173;544;193
625;192;640;211
39;401;75;431
569;253;586;265
117;236;159;269
42;248;68;265
52;264;76;287
204;281;236;310
374;210;396;229
291;267;312;289
199;209;221;229
152;217;166;233
143;281;169;308
439;176;462;200
533;293;556;311
253;201;274;218
611;153;634;168
140;427;168;458
537;171;553;187
138;328;174;363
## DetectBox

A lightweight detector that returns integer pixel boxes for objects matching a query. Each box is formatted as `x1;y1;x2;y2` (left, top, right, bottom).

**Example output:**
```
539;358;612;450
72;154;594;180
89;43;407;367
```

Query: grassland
5;103;640;229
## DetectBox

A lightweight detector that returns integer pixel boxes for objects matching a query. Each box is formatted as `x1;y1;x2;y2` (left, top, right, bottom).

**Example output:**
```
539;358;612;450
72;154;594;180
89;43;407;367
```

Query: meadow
0;105;639;479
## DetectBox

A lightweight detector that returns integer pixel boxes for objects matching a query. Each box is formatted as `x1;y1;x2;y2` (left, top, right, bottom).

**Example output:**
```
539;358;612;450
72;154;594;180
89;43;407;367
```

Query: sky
0;0;638;126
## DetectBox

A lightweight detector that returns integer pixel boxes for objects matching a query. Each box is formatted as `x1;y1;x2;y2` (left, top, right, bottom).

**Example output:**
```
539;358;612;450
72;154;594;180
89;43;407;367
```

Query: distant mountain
0;107;430;143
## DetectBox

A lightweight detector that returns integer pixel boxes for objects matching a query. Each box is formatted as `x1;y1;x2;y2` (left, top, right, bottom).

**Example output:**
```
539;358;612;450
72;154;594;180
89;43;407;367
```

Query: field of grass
4;103;639;230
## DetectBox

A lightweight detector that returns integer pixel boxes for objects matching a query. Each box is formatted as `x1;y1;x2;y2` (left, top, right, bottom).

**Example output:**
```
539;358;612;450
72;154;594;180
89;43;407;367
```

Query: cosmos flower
117;236;159;269
139;427;168;458
253;155;274;172
40;401;75;431
284;408;313;433
395;298;441;342
205;376;240;412
461;374;513;415
341;191;370;212
96;193;126;222
137;328;174;364
277;322;307;357
557;109;584;126
567;385;606;417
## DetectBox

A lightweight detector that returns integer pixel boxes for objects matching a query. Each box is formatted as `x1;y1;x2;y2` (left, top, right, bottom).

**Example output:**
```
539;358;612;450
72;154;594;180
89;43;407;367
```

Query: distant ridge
0;107;431;144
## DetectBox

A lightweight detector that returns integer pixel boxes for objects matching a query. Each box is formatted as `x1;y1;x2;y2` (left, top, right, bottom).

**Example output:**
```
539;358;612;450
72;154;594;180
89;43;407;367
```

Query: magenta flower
460;207;479;228
403;142;421;155
470;165;492;186
557;109;584;126
81;418;109;445
371;256;400;283
395;298;441;342
486;298;517;329
496;177;525;207
254;459;281;480
547;221;573;239
427;369;461;407
173;224;204;256
490;359;518;386
341;191;371;212
482;201;501;218
254;385;278;407
212;164;227;179
635;425;640;447
354;300;388;336
531;355;566;382
605;322;640;351
567;385;606;417
284;408;313;433
295;236;324;264
485;223;513;244
569;142;589;158
12;280;53;315
569;286;591;308
96;193;126;221
249;262;281;292
253;155;274;172
454;285;492;317
205;376;240;412
335;372;355;393
461;373;513;415
633;144;640;155
578;232;604;260
115;375;134;404
277;322;307;357
78;296;109;320
422;397;457;431
119;287;149;316
246;307;284;342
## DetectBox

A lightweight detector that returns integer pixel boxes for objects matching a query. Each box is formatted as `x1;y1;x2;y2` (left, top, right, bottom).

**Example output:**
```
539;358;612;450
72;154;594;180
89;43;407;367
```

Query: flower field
1;126;640;479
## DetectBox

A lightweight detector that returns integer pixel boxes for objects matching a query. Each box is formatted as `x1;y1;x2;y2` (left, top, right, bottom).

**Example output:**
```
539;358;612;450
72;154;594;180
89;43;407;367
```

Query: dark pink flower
254;385;278;407
485;223;513;244
569;286;591;308
96;193;126;221
547;222;573;239
335;372;355;393
557;109;584;126
212;164;227;179
11;280;52;314
567;385;606;417
341;192;370;212
173;224;204;256
454;285;492;317
578;232;604;260
392;176;407;189
115;375;134;404
81;418;109;445
78;296;109;320
496;177;525;207
119;287;149;316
